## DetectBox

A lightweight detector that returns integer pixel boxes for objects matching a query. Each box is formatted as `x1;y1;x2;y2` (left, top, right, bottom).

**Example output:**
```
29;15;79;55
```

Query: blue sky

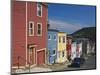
48;3;96;34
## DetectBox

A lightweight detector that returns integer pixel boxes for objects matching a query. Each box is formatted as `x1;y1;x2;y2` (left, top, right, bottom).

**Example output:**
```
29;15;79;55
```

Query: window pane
62;51;64;57
59;36;61;43
54;35;56;40
38;24;41;29
38;30;41;34
63;36;65;43
29;22;34;36
39;10;41;16
30;29;33;34
37;24;42;35
30;23;33;28
37;3;42;16
53;50;55;54
30;47;33;53
48;35;51;39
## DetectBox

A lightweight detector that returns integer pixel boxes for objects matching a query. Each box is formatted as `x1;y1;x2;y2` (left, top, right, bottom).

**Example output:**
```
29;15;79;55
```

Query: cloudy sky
48;3;96;34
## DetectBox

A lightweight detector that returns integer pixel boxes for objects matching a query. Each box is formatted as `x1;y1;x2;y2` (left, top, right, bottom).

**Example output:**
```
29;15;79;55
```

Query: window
48;34;51;40
37;23;42;36
59;36;61;43
37;3;42;17
29;22;34;36
53;50;56;55
63;36;65;43
62;51;65;57
54;34;56;40
29;47;33;53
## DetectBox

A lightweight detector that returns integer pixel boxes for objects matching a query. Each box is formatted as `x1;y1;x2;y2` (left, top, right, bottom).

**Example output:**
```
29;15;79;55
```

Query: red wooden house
12;0;48;69
67;36;72;60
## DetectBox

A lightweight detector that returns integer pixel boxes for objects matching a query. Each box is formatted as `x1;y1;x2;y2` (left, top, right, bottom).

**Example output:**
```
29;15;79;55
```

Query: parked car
68;57;85;68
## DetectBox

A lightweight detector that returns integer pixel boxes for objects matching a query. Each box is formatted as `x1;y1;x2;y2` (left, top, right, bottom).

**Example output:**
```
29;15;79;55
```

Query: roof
71;27;96;40
58;32;66;33
41;3;48;7
48;29;59;32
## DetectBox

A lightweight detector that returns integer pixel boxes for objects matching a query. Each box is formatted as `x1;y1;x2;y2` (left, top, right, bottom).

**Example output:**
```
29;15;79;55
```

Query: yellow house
57;32;67;63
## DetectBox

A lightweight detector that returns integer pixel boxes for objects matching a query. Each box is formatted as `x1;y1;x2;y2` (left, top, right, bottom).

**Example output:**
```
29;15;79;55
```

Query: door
29;47;35;65
37;50;45;65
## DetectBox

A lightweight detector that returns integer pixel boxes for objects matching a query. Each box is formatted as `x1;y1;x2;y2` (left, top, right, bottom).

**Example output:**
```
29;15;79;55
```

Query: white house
76;42;82;58
71;42;77;60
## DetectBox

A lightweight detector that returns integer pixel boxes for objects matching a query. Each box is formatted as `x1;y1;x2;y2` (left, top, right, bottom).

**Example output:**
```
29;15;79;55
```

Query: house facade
47;29;59;64
67;36;72;60
12;0;48;69
76;41;82;58
71;42;77;60
87;41;96;55
57;32;67;63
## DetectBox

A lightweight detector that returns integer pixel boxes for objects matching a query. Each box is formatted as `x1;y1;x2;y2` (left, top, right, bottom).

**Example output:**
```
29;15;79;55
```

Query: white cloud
49;19;89;34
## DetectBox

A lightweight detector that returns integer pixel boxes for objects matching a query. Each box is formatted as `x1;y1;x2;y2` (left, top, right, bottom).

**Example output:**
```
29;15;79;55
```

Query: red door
37;50;45;65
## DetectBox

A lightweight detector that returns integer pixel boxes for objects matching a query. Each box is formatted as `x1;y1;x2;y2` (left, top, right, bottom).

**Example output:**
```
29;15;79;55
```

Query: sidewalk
13;66;52;74
12;61;70;74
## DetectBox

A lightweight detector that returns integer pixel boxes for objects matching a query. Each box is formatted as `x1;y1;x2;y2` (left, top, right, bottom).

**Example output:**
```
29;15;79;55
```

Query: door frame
28;45;37;67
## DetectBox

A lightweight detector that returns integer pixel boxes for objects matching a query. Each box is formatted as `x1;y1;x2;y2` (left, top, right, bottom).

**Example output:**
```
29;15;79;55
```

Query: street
51;55;96;71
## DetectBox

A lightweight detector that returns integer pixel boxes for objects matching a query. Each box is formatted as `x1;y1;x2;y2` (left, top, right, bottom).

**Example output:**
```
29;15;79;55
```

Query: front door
29;47;35;65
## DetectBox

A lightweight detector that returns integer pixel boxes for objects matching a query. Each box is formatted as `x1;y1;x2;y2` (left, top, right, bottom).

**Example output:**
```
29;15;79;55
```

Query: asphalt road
63;55;96;71
51;55;96;71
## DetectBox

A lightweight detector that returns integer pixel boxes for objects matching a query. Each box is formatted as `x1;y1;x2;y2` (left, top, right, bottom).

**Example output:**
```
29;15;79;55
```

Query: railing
13;56;31;72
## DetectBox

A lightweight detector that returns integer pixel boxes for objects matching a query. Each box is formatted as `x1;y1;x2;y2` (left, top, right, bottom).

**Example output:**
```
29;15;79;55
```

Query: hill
71;27;96;41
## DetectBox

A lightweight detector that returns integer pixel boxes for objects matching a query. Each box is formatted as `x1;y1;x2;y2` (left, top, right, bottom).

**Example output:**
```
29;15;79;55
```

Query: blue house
48;29;59;64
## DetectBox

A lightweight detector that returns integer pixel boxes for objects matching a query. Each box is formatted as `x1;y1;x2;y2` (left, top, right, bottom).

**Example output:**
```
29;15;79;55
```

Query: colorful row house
76;41;82;58
12;0;48;69
75;38;90;57
47;29;59;64
67;35;72;60
71;40;82;60
75;38;96;58
71;42;77;60
57;32;68;63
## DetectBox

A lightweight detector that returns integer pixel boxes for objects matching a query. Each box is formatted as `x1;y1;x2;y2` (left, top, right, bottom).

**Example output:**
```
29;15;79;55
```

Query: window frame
62;51;65;57
37;23;42;36
28;21;34;36
37;3;42;17
48;34;51;40
63;36;66;43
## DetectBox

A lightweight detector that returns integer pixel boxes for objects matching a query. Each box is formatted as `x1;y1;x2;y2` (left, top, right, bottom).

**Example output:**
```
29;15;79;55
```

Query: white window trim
29;21;34;36
37;23;42;36
37;3;42;17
